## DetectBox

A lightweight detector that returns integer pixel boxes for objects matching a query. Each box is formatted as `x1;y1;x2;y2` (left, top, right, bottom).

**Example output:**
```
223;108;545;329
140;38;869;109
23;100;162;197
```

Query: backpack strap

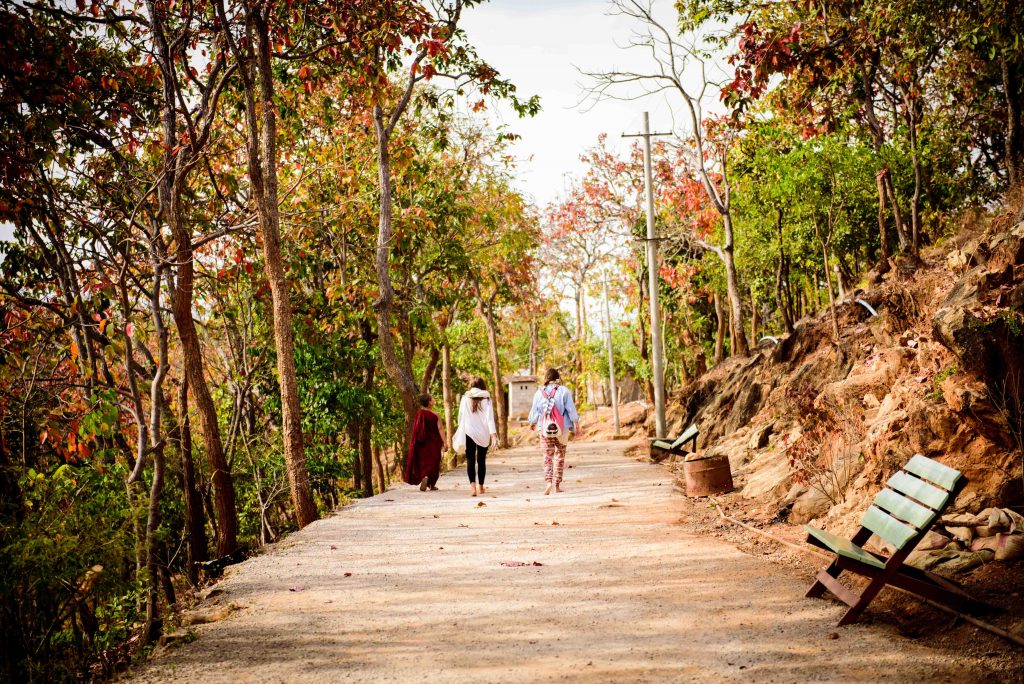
541;384;558;416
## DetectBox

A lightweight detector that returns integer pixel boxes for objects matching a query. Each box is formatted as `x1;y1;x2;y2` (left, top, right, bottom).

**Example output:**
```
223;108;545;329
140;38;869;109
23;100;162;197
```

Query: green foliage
1;462;137;681
931;363;960;401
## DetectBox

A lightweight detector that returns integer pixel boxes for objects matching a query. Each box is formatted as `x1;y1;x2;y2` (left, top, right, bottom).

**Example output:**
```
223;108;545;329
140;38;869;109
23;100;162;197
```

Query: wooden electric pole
623;112;670;438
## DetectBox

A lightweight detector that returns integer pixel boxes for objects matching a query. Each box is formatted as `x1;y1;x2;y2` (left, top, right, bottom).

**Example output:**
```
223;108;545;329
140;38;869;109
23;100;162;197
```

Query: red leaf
125;322;134;337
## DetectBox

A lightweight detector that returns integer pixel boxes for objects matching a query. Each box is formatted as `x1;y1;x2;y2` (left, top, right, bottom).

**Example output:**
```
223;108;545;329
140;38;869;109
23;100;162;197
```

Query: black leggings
466;436;489;485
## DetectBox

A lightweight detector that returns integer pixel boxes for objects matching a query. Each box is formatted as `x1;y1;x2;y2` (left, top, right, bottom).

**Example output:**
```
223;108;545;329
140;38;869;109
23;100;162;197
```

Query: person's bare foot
429;486;439;491
419;477;428;492
544;483;553;495
479;485;486;494
555;484;563;493
471;484;478;497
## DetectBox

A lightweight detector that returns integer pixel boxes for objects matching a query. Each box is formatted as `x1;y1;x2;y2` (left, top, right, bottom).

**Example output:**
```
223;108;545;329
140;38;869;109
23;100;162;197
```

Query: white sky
460;0;689;210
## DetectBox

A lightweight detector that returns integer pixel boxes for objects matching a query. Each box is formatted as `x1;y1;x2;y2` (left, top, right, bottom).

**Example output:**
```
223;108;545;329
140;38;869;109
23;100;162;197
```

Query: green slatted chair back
859;454;962;551
677;423;698;446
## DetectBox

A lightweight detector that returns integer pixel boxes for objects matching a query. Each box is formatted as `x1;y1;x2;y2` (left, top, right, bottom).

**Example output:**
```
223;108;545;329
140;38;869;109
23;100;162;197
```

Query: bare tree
582;0;749;355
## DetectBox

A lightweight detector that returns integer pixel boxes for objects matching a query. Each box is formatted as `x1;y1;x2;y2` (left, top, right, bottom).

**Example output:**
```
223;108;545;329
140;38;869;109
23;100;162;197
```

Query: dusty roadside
126;441;1007;683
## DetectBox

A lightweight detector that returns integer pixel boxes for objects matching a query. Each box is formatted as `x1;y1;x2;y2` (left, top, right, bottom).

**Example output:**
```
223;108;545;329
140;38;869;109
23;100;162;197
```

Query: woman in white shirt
457;377;498;497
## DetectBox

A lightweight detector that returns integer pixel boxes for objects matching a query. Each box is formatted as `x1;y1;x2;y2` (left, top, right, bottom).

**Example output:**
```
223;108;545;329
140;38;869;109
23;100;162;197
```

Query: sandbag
916;530;952;551
970;532;1024;561
942;513;976;542
976;507;1012;537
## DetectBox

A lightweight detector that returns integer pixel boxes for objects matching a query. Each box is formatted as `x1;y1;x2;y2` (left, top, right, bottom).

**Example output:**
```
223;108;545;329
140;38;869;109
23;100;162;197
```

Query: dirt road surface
128;441;993;683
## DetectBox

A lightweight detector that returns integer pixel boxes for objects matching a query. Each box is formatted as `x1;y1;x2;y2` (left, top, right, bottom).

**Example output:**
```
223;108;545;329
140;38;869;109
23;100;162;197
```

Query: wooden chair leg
806;560;842;599
837;576;888;626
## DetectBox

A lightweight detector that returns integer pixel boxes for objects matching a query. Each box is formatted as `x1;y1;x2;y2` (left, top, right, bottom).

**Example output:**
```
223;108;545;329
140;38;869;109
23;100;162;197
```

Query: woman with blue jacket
528;368;579;495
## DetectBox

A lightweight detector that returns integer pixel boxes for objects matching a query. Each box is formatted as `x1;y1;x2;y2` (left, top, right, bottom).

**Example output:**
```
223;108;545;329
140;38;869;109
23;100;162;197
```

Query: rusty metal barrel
683;454;734;497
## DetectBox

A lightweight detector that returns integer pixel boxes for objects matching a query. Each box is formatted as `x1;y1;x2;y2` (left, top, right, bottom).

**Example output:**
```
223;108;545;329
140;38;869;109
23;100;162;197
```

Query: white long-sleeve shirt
457;391;497;448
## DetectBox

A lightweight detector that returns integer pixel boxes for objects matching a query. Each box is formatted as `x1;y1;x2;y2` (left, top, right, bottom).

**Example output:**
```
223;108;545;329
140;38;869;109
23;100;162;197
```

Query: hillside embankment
565;200;1024;652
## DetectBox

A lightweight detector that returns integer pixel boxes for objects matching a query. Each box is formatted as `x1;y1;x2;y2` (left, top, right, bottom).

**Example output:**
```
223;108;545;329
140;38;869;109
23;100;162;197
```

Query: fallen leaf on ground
433;514;439;518
458;524;469;528
550;521;559;526
828;632;840;640
330;545;337;550
500;561;543;567
476;501;486;507
344;572;352;577
289;585;305;592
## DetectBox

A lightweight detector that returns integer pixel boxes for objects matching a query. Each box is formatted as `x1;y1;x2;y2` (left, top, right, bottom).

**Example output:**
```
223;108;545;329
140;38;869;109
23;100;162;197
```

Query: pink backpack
540;385;566;440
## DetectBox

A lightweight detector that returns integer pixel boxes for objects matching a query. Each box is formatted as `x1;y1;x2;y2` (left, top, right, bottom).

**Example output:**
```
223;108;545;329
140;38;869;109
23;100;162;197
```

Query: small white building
504;374;538;421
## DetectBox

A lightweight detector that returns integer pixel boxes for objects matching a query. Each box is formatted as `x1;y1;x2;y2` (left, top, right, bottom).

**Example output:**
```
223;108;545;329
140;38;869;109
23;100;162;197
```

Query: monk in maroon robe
403;394;445;491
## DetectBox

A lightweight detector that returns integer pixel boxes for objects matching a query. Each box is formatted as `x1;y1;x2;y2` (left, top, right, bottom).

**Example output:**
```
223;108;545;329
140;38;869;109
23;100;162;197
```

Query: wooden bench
804;453;985;626
649;424;698;461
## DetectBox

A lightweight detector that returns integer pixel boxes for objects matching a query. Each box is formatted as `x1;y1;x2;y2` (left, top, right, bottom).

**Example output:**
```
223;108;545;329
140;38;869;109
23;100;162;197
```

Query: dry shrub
985;371;1024;488
879;275;924;330
782;384;864;505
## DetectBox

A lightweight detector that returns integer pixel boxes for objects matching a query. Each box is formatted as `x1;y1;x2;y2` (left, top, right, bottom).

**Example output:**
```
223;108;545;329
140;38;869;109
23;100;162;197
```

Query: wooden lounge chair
804;453;985;626
649;424;699;461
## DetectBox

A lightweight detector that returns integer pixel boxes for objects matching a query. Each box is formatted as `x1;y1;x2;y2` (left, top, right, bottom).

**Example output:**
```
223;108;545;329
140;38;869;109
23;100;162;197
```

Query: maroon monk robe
403;408;443;487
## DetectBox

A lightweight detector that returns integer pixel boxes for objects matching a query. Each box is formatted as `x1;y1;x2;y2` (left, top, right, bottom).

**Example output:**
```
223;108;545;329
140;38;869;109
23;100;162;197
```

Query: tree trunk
729;311;738;357
713;292;726;365
749;290;758;344
176;379;206;585
480;300;509;448
817;226;841;342
441;342;456;467
232;9;318;528
774;253;793;334
420;346;440;395
882;172;909;252
574;285;585;388
169;244;238;557
148;0;237;558
528;317;538;374
859;64;909;252
721;214;749;355
637;275;654;402
143;253;170;644
907;100;922;256
372;103;422;434
373;443;386;495
1003;53;1024;185
349;423;362;491
774;214;795;335
875;173;891;260
360;361;375;499
143;443;165;643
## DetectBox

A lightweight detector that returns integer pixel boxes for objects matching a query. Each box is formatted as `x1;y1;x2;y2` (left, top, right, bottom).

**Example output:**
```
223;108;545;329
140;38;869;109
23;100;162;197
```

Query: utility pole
602;274;620;436
623;111;670;438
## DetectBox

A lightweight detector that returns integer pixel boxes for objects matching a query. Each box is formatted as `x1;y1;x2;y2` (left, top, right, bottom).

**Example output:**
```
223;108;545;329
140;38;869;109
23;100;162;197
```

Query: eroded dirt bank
127;442;999;683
